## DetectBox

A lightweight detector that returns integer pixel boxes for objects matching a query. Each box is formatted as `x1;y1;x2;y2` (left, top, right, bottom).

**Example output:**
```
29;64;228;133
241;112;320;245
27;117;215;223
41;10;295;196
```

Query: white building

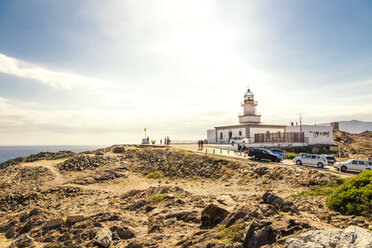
207;88;333;147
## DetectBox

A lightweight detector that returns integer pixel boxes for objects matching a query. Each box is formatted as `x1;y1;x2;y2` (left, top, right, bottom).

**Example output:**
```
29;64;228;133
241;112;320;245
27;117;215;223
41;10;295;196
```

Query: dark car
322;154;336;165
248;149;283;162
270;149;285;158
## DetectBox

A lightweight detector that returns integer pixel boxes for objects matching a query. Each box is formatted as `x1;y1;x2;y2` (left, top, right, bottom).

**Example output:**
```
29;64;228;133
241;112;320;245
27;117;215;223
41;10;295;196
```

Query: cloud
0;53;111;89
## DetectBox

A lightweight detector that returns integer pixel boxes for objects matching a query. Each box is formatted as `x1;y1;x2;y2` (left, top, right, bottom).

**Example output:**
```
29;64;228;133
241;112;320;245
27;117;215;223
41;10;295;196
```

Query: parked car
293;154;328;168
321;154;336;165
230;137;250;145
298;153;308;158
270;149;285;159
248;149;283;162
333;159;372;172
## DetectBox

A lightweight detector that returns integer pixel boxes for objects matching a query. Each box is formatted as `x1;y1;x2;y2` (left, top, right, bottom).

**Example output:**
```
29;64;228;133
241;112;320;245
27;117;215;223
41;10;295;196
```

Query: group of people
197;140;204;150
235;143;248;156
160;136;171;145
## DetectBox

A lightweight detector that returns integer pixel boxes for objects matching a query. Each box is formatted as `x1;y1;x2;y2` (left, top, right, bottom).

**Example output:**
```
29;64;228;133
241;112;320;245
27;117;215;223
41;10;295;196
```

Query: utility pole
299;113;303;142
338;145;341;177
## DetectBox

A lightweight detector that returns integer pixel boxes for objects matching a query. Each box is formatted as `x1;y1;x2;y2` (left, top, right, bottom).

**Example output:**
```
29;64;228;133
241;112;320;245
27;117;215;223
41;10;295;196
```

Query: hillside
338;120;372;134
333;129;372;159
0;146;371;247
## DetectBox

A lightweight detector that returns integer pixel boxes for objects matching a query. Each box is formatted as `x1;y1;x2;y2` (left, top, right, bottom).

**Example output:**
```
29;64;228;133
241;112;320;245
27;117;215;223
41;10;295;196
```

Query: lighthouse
238;88;261;123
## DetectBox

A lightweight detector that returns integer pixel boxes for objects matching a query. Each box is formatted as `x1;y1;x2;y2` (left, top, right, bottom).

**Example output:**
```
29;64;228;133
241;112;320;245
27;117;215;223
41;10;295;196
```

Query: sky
0;0;372;145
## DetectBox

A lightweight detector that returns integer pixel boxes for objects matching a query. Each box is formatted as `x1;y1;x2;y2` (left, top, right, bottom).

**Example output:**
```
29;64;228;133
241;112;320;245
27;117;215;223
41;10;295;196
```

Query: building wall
239;116;260;123
286;125;333;145
207;129;216;143
243;104;257;115
249;127;286;140
216;127;246;143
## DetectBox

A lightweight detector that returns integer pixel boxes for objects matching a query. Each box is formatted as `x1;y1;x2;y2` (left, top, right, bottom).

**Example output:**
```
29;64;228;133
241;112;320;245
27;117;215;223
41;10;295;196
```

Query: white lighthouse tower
238;88;261;123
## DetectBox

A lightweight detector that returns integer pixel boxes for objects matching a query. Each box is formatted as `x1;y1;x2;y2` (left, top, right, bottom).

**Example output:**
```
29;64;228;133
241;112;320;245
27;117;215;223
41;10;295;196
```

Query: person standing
197;140;201;150
200;140;204;150
160;139;162;145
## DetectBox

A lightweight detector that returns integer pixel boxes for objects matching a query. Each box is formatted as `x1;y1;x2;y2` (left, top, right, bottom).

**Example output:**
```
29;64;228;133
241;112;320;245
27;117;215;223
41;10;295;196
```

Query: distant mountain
337;120;372;134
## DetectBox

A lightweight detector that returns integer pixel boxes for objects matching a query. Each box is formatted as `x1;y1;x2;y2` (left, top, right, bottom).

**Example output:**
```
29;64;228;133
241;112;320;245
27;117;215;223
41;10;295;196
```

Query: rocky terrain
0;145;371;248
333;129;372;160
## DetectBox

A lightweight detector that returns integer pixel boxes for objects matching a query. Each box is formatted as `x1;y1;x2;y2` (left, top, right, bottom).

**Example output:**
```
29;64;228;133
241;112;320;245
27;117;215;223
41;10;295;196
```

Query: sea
0;145;107;163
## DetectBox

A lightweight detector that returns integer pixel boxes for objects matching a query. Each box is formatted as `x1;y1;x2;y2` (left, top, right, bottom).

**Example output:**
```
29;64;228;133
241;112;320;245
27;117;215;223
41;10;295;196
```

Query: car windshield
345;159;354;163
266;150;274;155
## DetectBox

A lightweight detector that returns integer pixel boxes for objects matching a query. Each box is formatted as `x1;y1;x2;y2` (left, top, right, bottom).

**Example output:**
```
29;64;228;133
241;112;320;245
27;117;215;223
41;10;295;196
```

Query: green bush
217;223;244;243
289;179;345;198
284;152;297;159
326;170;372;218
146;193;169;203
146;170;162;179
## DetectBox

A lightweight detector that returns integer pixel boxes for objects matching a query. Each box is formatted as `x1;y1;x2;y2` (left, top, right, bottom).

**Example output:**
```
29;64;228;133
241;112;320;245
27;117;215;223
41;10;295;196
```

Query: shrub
217;223;244;243
326;170;372;218
284;152;297;159
146;170;162;179
146;193;168;203
289;178;345;198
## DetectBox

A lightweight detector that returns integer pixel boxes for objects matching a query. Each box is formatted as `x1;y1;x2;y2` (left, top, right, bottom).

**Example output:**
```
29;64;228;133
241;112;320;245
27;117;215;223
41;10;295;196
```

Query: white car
333;159;372;172
293;154;328;168
230;137;250;145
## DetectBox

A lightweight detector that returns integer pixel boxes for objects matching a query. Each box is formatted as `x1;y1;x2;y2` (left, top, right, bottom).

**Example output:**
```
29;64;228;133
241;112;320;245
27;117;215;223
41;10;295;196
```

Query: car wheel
231;141;234;145
271;157;276;162
341;166;347;172
296;160;302;165
252;155;256;160
317;162;324;168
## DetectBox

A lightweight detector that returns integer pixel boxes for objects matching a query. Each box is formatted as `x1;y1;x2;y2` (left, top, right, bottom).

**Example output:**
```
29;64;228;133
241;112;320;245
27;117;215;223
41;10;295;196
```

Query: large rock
66;215;85;224
285;225;372;248
9;235;33;248
201;204;229;226
262;192;285;207
43;218;65;229
117;226;136;239
262;192;299;213
244;221;277;248
95;228;112;247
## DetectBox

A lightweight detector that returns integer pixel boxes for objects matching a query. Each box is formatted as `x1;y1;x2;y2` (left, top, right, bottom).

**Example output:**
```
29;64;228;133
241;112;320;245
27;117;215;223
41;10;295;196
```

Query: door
261;150;270;159
367;161;372;170
228;132;232;142
358;160;367;171
349;160;358;170
302;155;311;164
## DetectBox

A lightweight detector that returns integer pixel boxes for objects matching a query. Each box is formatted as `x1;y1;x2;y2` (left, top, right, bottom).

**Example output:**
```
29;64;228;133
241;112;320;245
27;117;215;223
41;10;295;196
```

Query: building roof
214;123;286;129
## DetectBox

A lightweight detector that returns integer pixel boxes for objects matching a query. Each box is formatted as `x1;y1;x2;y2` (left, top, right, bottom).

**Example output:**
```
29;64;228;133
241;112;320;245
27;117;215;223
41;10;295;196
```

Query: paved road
171;143;357;178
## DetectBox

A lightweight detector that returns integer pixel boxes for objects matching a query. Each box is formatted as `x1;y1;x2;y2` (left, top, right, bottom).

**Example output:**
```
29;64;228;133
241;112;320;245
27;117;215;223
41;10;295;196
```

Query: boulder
285;225;372;248
95;228;112;247
43;218;65;229
216;195;236;208
262;192;299;213
5;225;15;239
201;204;229;226
67;215;85;224
112;146;125;153
262;192;285;208
117;226;136;239
9;235;33;248
243;221;277;248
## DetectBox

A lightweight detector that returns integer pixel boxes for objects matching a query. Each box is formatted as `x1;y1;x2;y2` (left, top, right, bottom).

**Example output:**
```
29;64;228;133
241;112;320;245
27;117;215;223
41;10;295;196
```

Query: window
239;131;242;136
220;132;223;139
359;161;366;165
352;160;358;164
